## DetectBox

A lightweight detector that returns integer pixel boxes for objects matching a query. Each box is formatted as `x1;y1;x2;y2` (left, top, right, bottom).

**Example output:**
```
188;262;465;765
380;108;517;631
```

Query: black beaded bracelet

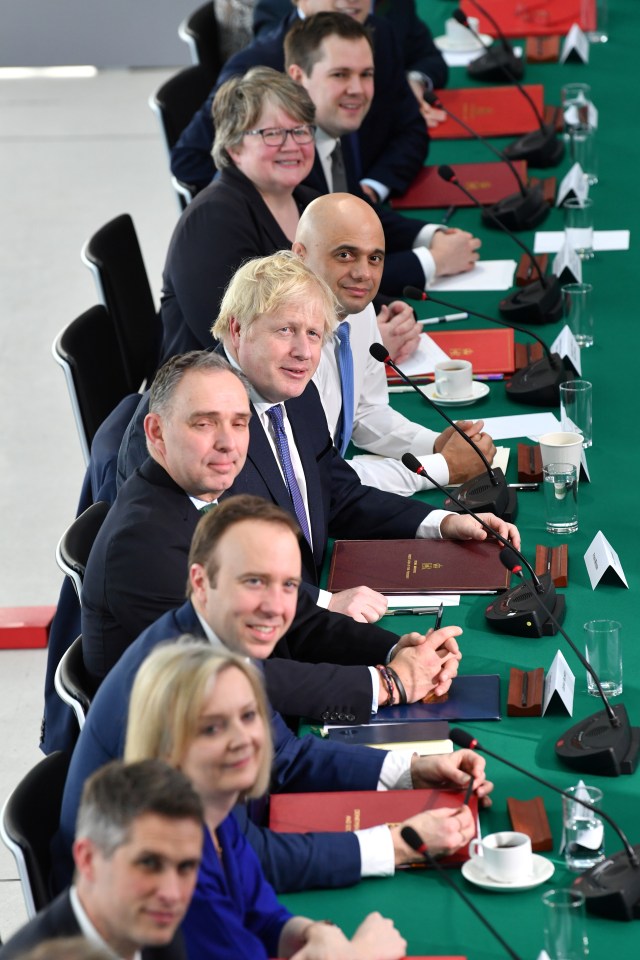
386;664;408;705
376;664;396;706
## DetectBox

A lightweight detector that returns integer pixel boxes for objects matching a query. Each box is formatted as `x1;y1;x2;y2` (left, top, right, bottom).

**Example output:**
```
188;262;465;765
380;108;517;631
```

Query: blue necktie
266;405;311;545
335;321;354;456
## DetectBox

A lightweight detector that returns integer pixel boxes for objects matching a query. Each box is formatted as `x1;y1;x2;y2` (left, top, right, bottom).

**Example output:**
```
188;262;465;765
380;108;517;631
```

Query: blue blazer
0;890;186;960
56;601;386;895
170;11;429;197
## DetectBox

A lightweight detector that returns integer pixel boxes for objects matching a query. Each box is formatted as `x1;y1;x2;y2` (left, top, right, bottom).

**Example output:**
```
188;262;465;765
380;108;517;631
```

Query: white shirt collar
69;886;141;960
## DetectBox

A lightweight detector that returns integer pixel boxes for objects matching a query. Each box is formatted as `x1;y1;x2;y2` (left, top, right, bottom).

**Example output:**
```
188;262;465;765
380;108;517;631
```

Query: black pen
383;606;441;617
434;602;444;630
442;204;456;225
463;775;475;806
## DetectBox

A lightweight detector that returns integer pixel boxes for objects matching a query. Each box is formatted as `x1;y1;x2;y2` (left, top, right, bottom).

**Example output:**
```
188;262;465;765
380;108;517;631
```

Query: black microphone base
499;276;563;325
482;184;550;232
467;48;525;83
556;704;640;778
485;573;565;637
574;845;640;921
503;125;565;168
505;354;573;406
443;469;517;522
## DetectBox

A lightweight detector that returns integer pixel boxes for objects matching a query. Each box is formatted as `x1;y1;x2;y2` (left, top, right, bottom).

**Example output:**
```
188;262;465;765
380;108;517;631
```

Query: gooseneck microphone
453;6;564;168
452;3;524;83
401;826;524;959
499;547;640;778
449;728;640;920
424;90;548;231
369;342;516;520
438;164;562;326
401;452;565;637
402;285;572;407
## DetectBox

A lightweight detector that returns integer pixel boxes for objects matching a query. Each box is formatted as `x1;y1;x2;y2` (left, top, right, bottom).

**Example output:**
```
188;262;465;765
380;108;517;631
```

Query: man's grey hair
75;759;203;859
148;350;250;418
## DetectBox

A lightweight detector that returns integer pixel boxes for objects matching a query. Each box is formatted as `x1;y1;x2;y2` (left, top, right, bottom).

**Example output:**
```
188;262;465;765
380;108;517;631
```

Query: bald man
292;193;497;496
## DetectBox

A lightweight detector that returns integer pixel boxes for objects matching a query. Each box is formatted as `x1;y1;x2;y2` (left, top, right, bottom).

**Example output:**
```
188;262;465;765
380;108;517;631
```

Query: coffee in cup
434;360;473;399
468;831;533;883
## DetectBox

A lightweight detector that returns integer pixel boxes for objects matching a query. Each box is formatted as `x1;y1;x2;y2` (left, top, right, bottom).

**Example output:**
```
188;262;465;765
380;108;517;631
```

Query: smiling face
144;369;251;502
291;35;374;138
227;100;315;198
179;666;267;809
190;518;301;660
75;813;202;960
230;295;326;402
297;0;369;24
294;194;385;316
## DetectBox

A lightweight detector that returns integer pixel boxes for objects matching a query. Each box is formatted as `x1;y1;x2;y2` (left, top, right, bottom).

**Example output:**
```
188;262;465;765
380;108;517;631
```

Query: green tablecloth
280;2;639;955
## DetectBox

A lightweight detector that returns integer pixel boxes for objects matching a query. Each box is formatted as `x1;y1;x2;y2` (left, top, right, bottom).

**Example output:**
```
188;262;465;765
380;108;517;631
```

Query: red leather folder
461;0;596;37
392;160;528;210
429;85;545;140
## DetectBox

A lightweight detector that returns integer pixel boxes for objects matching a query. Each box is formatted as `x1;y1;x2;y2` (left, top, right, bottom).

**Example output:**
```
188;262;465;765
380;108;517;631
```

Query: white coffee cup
468;831;533;883
445;15;481;45
434;360;473;399
538;431;583;475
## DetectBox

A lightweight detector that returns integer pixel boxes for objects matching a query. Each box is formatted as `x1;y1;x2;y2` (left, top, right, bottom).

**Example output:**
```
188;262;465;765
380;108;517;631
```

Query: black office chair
0;751;71;918
55;500;110;602
51;305;131;465
149;64;215;209
81;214;161;393
178;2;223;82
54;635;96;731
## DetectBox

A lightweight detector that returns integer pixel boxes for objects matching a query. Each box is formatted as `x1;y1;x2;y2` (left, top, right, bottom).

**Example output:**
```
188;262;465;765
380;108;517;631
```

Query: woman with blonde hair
125;640;407;960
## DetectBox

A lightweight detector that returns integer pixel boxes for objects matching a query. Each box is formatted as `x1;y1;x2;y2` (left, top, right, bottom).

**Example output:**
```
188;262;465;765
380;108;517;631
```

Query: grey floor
0;67;181;940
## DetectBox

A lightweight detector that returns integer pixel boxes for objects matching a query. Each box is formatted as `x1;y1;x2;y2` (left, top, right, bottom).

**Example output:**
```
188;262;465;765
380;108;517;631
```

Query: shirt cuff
355;825;396;877
418;452;450;487
360;178;390;203
416;509;452;539
369;666;380;714
409;246;436;288
316;588;332;609
377;750;412;790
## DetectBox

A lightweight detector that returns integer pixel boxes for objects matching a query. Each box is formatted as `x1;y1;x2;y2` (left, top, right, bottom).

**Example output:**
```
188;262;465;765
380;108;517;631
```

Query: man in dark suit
83;348;464;721
171;2;430;197
57;496;489;895
2;761;202;960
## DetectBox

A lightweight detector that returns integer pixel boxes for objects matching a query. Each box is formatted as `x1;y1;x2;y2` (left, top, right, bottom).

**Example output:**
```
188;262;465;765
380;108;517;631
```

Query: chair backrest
81;214;160;393
55;500;111;602
150;63;214;158
178;3;223;82
52;305;131;465
54;635;96;731
0;751;71;917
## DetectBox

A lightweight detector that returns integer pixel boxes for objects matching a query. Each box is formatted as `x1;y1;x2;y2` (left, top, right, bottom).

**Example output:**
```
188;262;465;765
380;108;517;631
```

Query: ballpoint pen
419;312;468;325
434;602;444;630
383;606;442;617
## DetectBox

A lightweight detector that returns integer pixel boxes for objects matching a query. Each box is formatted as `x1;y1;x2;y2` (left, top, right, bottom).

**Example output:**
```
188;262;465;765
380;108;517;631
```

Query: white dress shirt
314;303;451;493
70;885;140;960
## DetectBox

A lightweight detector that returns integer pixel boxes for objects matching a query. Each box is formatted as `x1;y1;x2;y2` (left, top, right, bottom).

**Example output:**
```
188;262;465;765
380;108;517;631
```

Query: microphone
438;164;562;326
402;284;572;407
401;451;565;638
451;4;524;83
401;825;525;959
369;342;516;520
424;89;549;232
453;7;564;168
498;547;640;779
449;728;640;920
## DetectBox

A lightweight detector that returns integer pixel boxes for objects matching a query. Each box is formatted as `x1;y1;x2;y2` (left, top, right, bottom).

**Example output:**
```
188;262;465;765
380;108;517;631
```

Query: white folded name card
543;649;575;716
584;531;628;589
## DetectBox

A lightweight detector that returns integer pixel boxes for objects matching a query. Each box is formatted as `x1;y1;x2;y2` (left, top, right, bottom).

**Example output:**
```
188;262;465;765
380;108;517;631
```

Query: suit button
338;713;347;721
346;714;355;722
329;712;339;721
321;712;330;721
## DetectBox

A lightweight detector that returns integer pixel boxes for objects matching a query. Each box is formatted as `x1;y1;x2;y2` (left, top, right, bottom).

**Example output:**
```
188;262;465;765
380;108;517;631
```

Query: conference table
280;1;639;955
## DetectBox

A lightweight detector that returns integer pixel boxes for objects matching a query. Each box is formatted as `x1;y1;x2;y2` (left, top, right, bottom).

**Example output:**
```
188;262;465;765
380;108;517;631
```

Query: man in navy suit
57;496;490;894
171;2;430;197
2;761;202;960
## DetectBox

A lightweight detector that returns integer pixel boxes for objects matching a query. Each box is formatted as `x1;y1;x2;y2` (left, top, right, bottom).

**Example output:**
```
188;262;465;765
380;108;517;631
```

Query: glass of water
562;784;605;872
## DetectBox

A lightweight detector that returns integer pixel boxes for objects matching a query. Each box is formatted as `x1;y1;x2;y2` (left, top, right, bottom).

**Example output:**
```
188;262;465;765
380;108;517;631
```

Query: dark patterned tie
331;139;348;193
198;502;217;515
266;405;311;545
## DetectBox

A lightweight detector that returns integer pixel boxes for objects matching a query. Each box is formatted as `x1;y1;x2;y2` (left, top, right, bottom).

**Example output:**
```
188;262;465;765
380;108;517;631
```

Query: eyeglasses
243;124;316;147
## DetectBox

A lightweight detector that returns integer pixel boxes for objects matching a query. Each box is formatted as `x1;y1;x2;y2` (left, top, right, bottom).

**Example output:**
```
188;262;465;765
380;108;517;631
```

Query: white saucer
421;381;490;406
461;854;555;892
434;33;494;53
